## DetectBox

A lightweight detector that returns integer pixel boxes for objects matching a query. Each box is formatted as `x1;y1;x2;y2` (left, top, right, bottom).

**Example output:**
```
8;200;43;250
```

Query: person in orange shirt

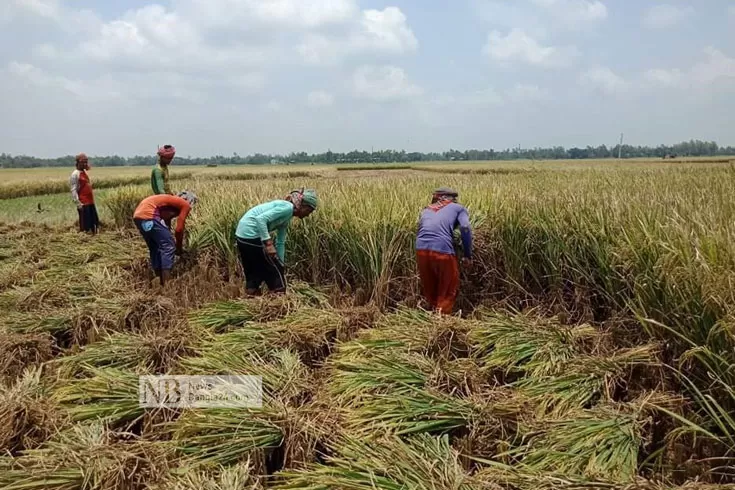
133;190;198;287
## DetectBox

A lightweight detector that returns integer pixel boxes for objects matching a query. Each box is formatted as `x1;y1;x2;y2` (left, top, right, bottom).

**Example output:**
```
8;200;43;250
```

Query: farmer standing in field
415;187;473;314
70;153;100;234
235;189;318;295
133;190;197;287
151;145;175;195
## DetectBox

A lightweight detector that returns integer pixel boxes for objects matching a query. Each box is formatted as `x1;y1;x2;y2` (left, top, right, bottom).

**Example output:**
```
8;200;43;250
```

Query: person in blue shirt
235;188;318;295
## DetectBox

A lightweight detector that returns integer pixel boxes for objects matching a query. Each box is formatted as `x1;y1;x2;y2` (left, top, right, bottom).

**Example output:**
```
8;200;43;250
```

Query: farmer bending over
151;145;175;195
70;153;99;234
415;187;473;314
235;189;318;295
133;190;197;287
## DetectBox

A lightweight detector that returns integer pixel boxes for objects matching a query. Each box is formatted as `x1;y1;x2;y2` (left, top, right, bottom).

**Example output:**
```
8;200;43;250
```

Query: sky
1;0;734;158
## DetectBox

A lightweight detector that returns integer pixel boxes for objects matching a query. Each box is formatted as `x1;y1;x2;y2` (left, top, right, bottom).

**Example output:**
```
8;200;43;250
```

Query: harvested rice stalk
4;312;74;336
190;307;351;362
116;294;178;331
0;329;54;382
179;348;312;403
189;298;296;332
151;460;264;490
505;405;645;482
273;433;477;490
189;290;329;333
473;465;626;490
167;407;285;467
0;421;172;490
372;306;475;358
326;347;434;402
55;324;201;377
470;312;602;377
0;367;66;454
513;345;658;418
345;386;476;436
52;367;153;428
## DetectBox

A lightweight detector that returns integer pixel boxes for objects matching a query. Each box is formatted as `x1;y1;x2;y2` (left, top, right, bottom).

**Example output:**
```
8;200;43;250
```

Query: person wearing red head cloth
70;153;99;234
151;145;175;195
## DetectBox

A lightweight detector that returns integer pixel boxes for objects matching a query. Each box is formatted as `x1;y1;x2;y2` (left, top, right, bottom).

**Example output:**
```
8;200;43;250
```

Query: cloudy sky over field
1;0;733;157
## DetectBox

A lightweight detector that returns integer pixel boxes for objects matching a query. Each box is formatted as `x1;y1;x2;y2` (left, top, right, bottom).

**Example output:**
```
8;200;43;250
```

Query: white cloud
644;47;735;91
245;0;358;28
353;7;418;53
531;0;607;24
265;100;283;112
644;68;683;87
12;0;60;19
180;0;359;29
507;83;550;102
643;4;694;29
296;6;418;65
307;90;335;107
691;47;735;86
476;0;607;36
465;88;504;106
579;66;629;95
483;29;579;67
7;61;122;102
730;5;735;18
352;65;423;101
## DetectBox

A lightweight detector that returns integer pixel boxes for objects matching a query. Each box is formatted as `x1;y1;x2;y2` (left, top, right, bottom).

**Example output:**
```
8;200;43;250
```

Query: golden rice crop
1;162;735;488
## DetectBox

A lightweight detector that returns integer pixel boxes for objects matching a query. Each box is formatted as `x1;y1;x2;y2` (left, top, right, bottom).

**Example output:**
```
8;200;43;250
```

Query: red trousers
416;250;460;314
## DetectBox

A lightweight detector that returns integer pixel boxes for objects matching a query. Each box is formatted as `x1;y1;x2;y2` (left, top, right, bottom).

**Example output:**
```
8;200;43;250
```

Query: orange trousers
416;250;460;314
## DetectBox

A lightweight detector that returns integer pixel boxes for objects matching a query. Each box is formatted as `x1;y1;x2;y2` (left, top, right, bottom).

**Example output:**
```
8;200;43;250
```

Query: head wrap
431;186;458;204
177;190;198;207
286;188;318;210
158;145;176;161
75;153;88;164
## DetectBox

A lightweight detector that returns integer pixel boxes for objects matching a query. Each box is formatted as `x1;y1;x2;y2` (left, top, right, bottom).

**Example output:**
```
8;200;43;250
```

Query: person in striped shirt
70;153;99;234
133;190;197;287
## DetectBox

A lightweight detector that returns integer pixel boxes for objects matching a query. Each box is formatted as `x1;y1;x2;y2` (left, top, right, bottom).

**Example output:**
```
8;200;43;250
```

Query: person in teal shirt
235;188;318;295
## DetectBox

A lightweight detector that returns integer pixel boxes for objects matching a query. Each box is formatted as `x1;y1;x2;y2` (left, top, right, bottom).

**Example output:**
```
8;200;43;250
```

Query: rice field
0;160;734;489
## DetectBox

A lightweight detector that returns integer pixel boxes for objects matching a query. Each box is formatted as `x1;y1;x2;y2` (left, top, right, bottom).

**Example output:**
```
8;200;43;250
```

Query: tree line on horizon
1;140;732;168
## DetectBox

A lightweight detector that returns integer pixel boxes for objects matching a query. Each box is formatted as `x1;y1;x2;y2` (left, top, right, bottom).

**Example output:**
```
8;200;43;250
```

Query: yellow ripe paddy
0;158;734;489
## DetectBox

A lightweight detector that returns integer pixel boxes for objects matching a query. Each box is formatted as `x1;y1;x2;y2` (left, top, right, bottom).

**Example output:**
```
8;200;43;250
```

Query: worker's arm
274;224;288;263
151;167;165;194
70;171;81;207
171;198;191;252
457;207;473;259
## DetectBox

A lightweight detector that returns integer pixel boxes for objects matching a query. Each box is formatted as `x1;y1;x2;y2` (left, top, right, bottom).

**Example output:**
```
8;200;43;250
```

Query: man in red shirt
133;191;198;287
70;153;99;234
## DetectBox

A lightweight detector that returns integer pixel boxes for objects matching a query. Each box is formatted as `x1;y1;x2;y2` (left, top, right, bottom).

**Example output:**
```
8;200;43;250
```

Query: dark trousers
78;204;99;233
135;218;176;271
236;237;286;292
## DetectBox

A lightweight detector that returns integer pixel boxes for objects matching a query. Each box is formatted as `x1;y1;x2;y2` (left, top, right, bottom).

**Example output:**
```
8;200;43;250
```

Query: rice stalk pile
0;368;65;454
0;422;173;490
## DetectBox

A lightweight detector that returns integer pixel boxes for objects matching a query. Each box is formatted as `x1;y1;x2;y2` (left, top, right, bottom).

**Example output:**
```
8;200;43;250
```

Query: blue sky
1;0;733;157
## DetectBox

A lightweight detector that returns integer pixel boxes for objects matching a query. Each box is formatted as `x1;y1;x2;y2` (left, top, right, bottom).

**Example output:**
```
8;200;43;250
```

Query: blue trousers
135;218;175;271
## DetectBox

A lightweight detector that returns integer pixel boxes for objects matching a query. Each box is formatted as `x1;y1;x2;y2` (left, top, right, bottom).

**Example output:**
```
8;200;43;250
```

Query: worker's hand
76;204;83;210
175;247;183;256
461;257;472;269
264;241;277;257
